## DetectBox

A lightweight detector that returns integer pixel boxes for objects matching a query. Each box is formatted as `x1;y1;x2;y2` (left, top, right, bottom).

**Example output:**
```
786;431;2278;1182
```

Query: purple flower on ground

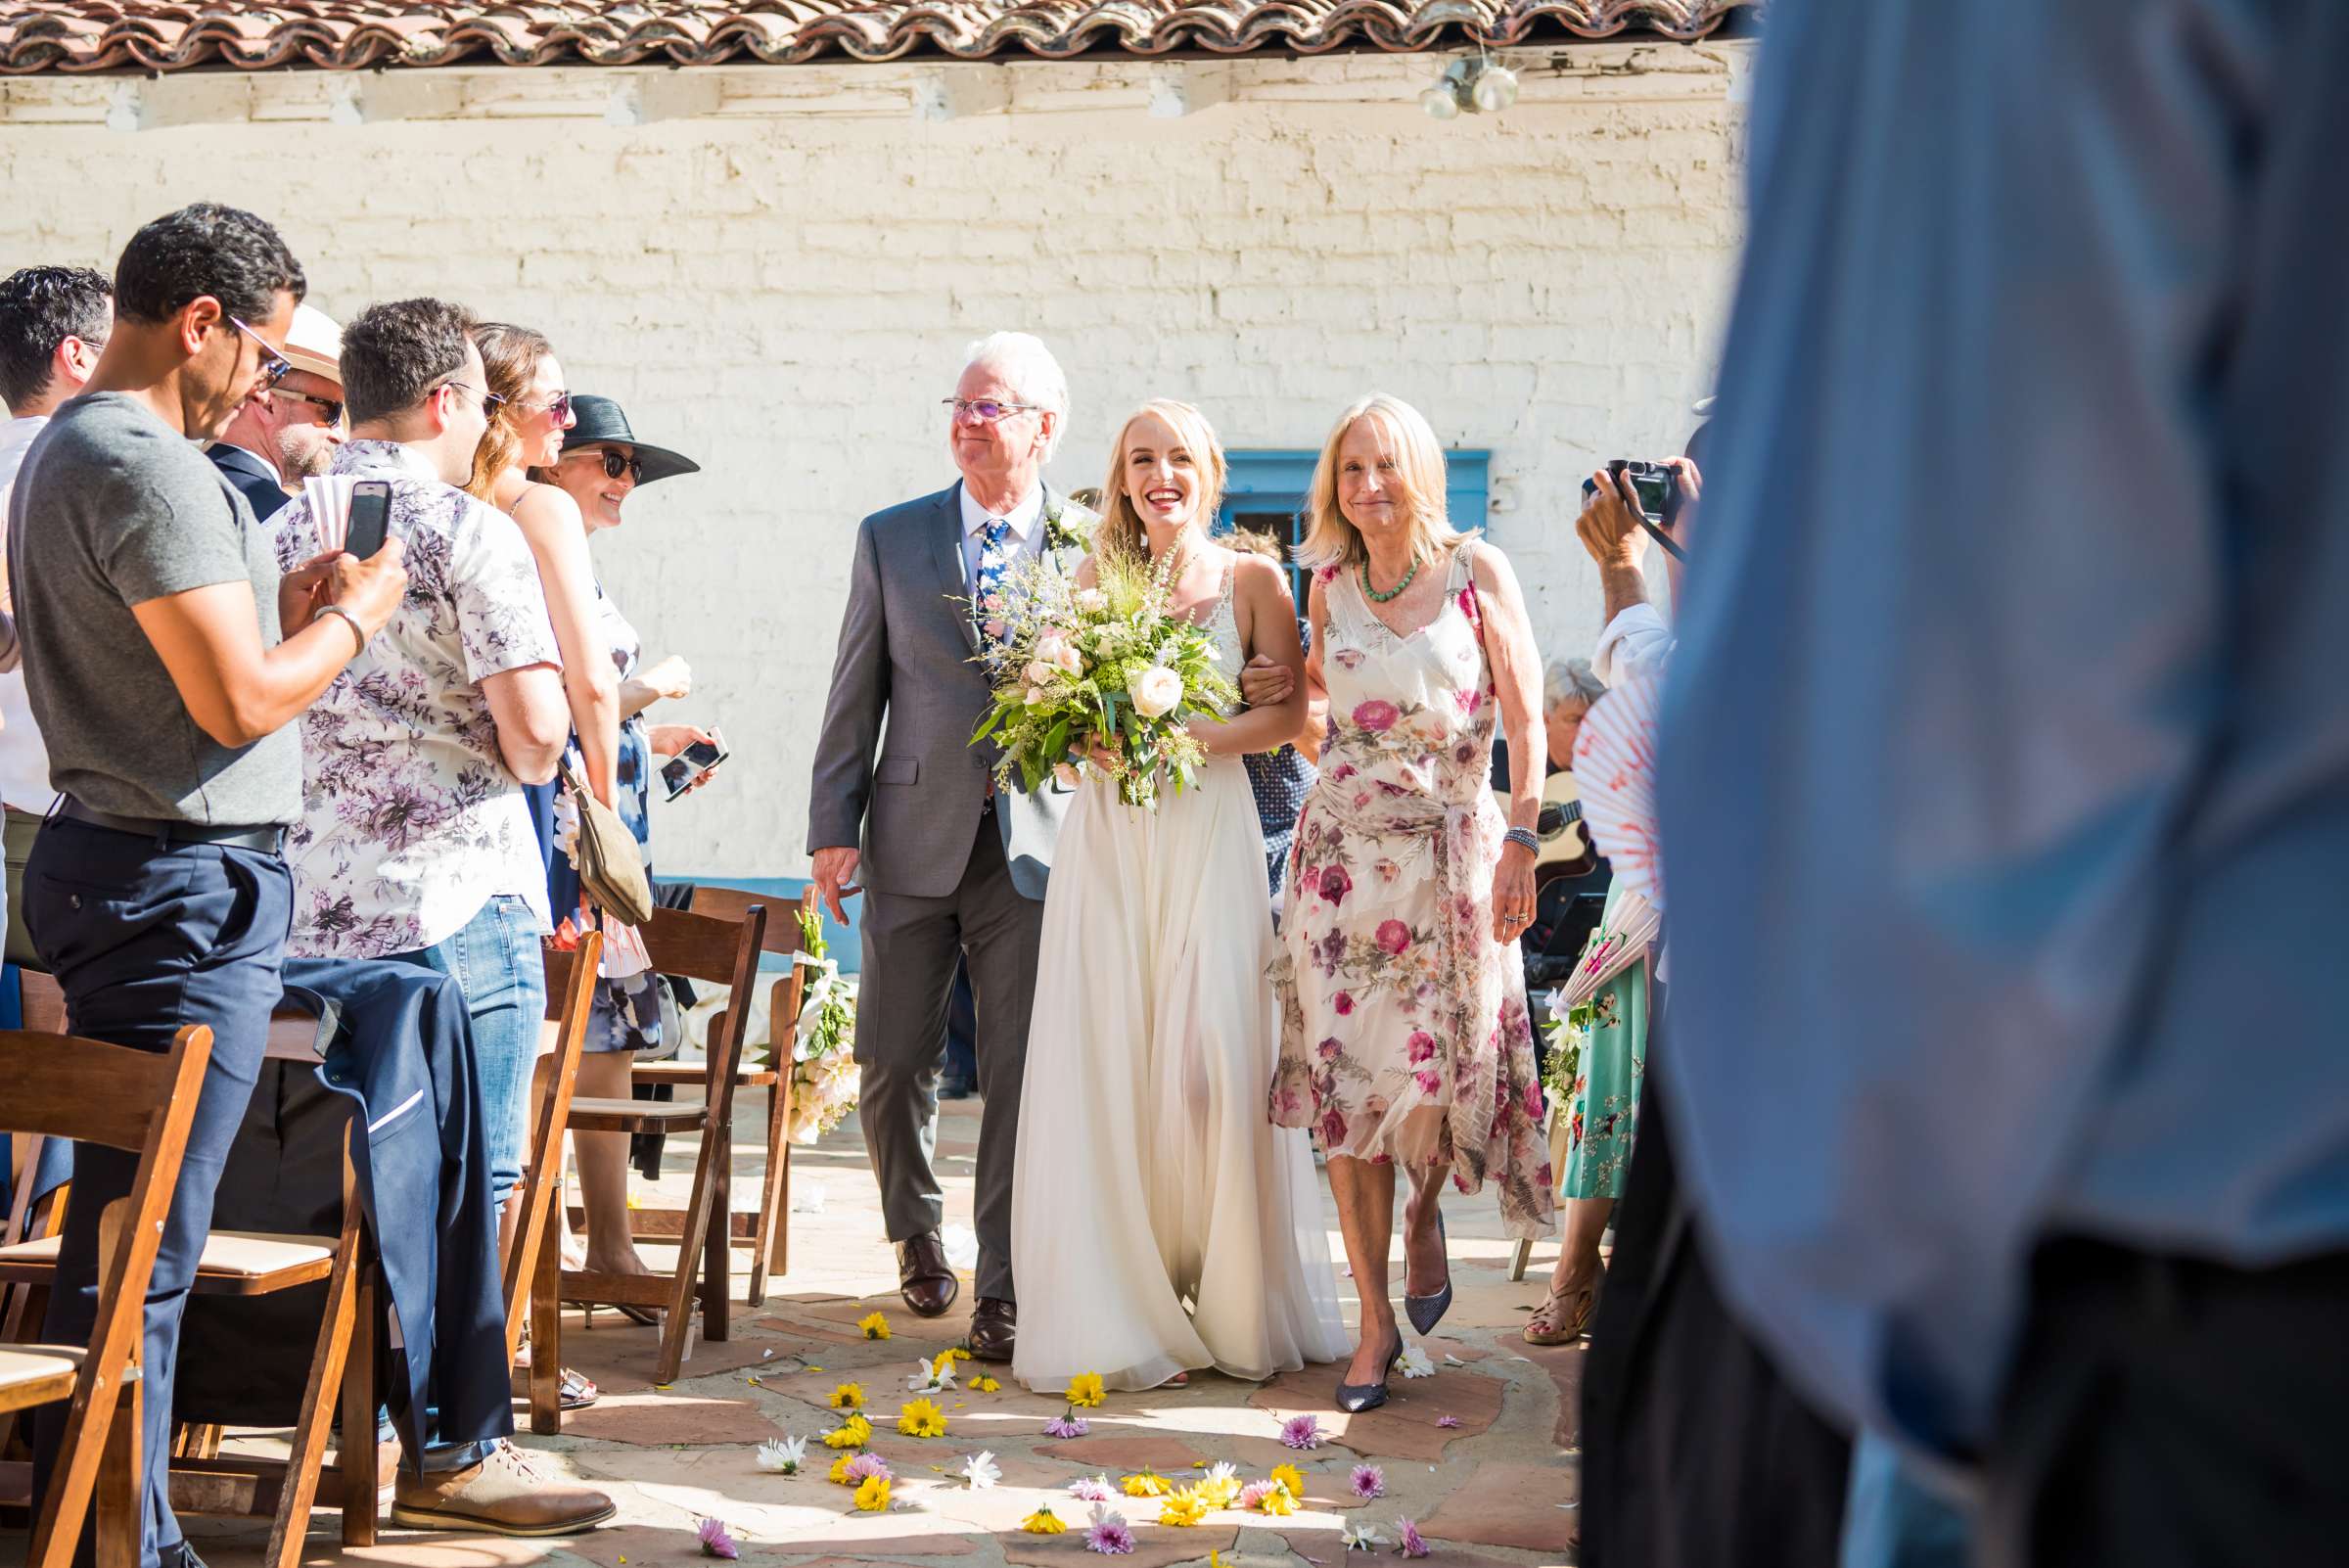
1281;1413;1325;1451
1069;1475;1117;1502
1396;1518;1430;1558
1045;1413;1090;1439
1435;1415;1461;1429
698;1518;740;1560
844;1453;893;1485
1351;1464;1386;1500
1084;1504;1136;1555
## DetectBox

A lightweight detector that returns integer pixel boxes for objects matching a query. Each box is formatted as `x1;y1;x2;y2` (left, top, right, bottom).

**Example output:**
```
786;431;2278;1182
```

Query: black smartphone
662;737;728;801
345;481;393;559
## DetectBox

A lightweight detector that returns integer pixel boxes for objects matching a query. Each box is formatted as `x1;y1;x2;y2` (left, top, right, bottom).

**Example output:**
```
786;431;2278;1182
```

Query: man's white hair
962;331;1068;458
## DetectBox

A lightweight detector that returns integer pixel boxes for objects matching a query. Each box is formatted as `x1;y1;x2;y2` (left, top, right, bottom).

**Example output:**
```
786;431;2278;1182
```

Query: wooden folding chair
2;975;374;1568
629;886;818;1305
555;901;766;1393
0;1020;213;1568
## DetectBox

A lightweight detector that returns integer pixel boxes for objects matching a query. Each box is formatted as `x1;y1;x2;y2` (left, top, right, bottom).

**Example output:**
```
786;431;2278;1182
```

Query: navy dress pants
25;818;292;1568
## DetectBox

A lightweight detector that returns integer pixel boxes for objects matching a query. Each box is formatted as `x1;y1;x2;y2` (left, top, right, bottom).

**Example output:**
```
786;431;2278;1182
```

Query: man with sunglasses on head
7;202;407;1568
207;301;345;521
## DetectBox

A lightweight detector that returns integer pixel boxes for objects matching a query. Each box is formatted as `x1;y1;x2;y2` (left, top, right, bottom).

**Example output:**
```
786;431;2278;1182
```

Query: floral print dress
1269;547;1556;1237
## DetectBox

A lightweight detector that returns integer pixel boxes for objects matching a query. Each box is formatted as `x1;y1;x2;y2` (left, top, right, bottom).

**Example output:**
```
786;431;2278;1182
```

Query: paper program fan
1571;670;1665;910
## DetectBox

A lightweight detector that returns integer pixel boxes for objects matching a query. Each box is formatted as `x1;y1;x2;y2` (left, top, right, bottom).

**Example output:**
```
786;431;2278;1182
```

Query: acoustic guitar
1496;770;1599;887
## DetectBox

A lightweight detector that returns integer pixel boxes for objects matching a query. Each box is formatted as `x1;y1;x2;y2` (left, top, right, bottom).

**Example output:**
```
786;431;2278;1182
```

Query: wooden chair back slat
674;885;806;959
0;1032;194;1152
17;969;66;1036
638;903;767;987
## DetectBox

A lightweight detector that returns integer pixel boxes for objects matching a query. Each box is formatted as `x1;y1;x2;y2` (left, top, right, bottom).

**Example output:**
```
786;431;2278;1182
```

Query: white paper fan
1571;670;1665;909
302;475;357;554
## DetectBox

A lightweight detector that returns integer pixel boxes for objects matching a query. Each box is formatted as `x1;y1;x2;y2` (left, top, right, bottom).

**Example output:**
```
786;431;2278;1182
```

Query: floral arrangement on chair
782;903;859;1142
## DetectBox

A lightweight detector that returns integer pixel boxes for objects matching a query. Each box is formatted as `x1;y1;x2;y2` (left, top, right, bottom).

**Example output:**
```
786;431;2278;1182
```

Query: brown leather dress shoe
966;1297;1016;1361
898;1232;959;1317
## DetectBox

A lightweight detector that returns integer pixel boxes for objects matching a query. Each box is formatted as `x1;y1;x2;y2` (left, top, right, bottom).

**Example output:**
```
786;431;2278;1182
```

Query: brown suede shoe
966;1297;1016;1361
898;1232;960;1317
391;1442;616;1537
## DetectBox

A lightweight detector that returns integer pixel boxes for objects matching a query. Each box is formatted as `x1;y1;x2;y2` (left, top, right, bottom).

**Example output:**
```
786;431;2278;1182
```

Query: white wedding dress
1011;563;1348;1393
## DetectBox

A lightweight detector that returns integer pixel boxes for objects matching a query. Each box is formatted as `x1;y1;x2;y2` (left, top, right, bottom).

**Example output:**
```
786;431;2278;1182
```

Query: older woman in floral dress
1268;393;1555;1411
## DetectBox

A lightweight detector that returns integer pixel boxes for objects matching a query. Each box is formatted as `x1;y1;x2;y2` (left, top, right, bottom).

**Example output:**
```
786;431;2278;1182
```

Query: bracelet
316;603;367;654
1503;826;1540;855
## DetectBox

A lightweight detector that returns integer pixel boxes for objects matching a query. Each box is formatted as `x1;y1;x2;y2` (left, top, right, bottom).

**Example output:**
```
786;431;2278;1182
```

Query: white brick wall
0;46;1747;876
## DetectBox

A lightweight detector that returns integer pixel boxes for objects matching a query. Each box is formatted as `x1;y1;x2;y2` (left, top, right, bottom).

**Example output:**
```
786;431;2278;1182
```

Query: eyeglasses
572;446;643;484
436;378;505;419
942;397;1043;425
228;316;292;389
511;391;573;423
269;387;344;426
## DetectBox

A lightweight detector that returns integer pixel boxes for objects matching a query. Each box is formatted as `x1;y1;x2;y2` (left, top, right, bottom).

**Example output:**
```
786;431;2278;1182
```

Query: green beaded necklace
1359;555;1420;603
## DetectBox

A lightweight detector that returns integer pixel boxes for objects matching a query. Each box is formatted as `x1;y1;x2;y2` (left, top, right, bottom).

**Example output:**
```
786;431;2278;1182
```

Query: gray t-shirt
6;392;299;825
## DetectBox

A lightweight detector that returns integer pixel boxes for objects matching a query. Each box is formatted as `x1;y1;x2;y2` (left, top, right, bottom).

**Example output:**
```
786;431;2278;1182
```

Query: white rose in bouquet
1024;659;1054;686
1130;666;1183;719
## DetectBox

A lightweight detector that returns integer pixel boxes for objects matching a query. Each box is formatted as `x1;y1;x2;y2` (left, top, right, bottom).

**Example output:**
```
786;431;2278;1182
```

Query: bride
1010;399;1348;1393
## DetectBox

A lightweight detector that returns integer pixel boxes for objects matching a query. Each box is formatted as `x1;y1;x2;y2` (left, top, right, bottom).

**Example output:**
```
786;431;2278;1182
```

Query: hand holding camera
1579;458;1699;567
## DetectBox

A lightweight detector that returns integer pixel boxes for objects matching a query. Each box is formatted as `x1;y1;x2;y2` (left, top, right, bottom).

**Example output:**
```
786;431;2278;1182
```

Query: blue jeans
390;893;544;1214
389;892;543;1473
25;818;293;1568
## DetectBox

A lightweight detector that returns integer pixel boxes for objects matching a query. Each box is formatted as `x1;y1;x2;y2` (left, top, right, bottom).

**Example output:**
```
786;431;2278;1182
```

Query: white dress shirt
956;481;1046;598
0;415;54;811
1592;600;1675;688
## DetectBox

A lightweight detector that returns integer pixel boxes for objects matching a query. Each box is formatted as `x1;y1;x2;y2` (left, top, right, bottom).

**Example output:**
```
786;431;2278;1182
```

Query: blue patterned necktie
974;517;1014;647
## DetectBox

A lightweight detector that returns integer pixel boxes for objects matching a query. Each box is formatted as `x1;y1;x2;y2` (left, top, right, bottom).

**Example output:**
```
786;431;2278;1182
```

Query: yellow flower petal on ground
822;1414;872;1450
829;1382;865;1410
937;1346;969;1366
897;1398;948;1438
1022;1507;1067;1535
971;1374;1000;1392
1159;1489;1209;1527
858;1312;892;1340
1066;1372;1106;1407
1271;1463;1306;1499
1258;1486;1297;1516
1122;1471;1169;1499
829;1454;855;1485
853;1475;893;1512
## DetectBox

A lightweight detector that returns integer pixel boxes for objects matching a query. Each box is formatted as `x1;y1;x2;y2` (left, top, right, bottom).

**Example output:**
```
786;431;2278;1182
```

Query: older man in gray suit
806;332;1093;1361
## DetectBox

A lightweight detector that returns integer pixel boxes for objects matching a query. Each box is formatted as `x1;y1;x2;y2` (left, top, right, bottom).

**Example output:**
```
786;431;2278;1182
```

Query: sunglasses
228;316;292;389
576;447;644;484
942;397;1043;425
512;391;574;423
269;387;344;426
436;378;506;419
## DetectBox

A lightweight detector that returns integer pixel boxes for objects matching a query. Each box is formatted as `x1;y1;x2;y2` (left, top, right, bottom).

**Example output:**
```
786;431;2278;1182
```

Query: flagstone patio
170;1093;1586;1568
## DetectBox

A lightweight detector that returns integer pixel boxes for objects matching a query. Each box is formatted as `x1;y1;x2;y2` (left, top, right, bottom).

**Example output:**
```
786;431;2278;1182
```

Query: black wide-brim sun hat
559;394;701;486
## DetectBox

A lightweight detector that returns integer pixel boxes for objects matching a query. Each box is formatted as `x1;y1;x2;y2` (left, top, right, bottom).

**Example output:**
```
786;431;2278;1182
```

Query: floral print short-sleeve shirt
268;440;563;958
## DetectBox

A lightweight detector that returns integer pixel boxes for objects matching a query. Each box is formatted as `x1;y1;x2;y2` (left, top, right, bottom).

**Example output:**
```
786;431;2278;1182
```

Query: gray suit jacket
806;481;1095;900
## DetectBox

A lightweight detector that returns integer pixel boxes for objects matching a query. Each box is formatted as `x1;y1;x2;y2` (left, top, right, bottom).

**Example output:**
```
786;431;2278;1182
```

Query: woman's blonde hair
1092;398;1228;563
465;320;553;501
1296;393;1453;572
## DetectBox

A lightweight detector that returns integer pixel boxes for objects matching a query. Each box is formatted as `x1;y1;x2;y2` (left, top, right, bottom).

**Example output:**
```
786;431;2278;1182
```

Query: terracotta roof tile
0;0;1754;71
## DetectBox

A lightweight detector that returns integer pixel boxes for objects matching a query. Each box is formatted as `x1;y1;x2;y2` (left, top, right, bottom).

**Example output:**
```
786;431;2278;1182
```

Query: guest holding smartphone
529;393;711;1302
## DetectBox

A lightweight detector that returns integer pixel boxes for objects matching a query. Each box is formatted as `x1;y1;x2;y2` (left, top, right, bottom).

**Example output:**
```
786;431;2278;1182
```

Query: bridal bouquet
971;549;1237;810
